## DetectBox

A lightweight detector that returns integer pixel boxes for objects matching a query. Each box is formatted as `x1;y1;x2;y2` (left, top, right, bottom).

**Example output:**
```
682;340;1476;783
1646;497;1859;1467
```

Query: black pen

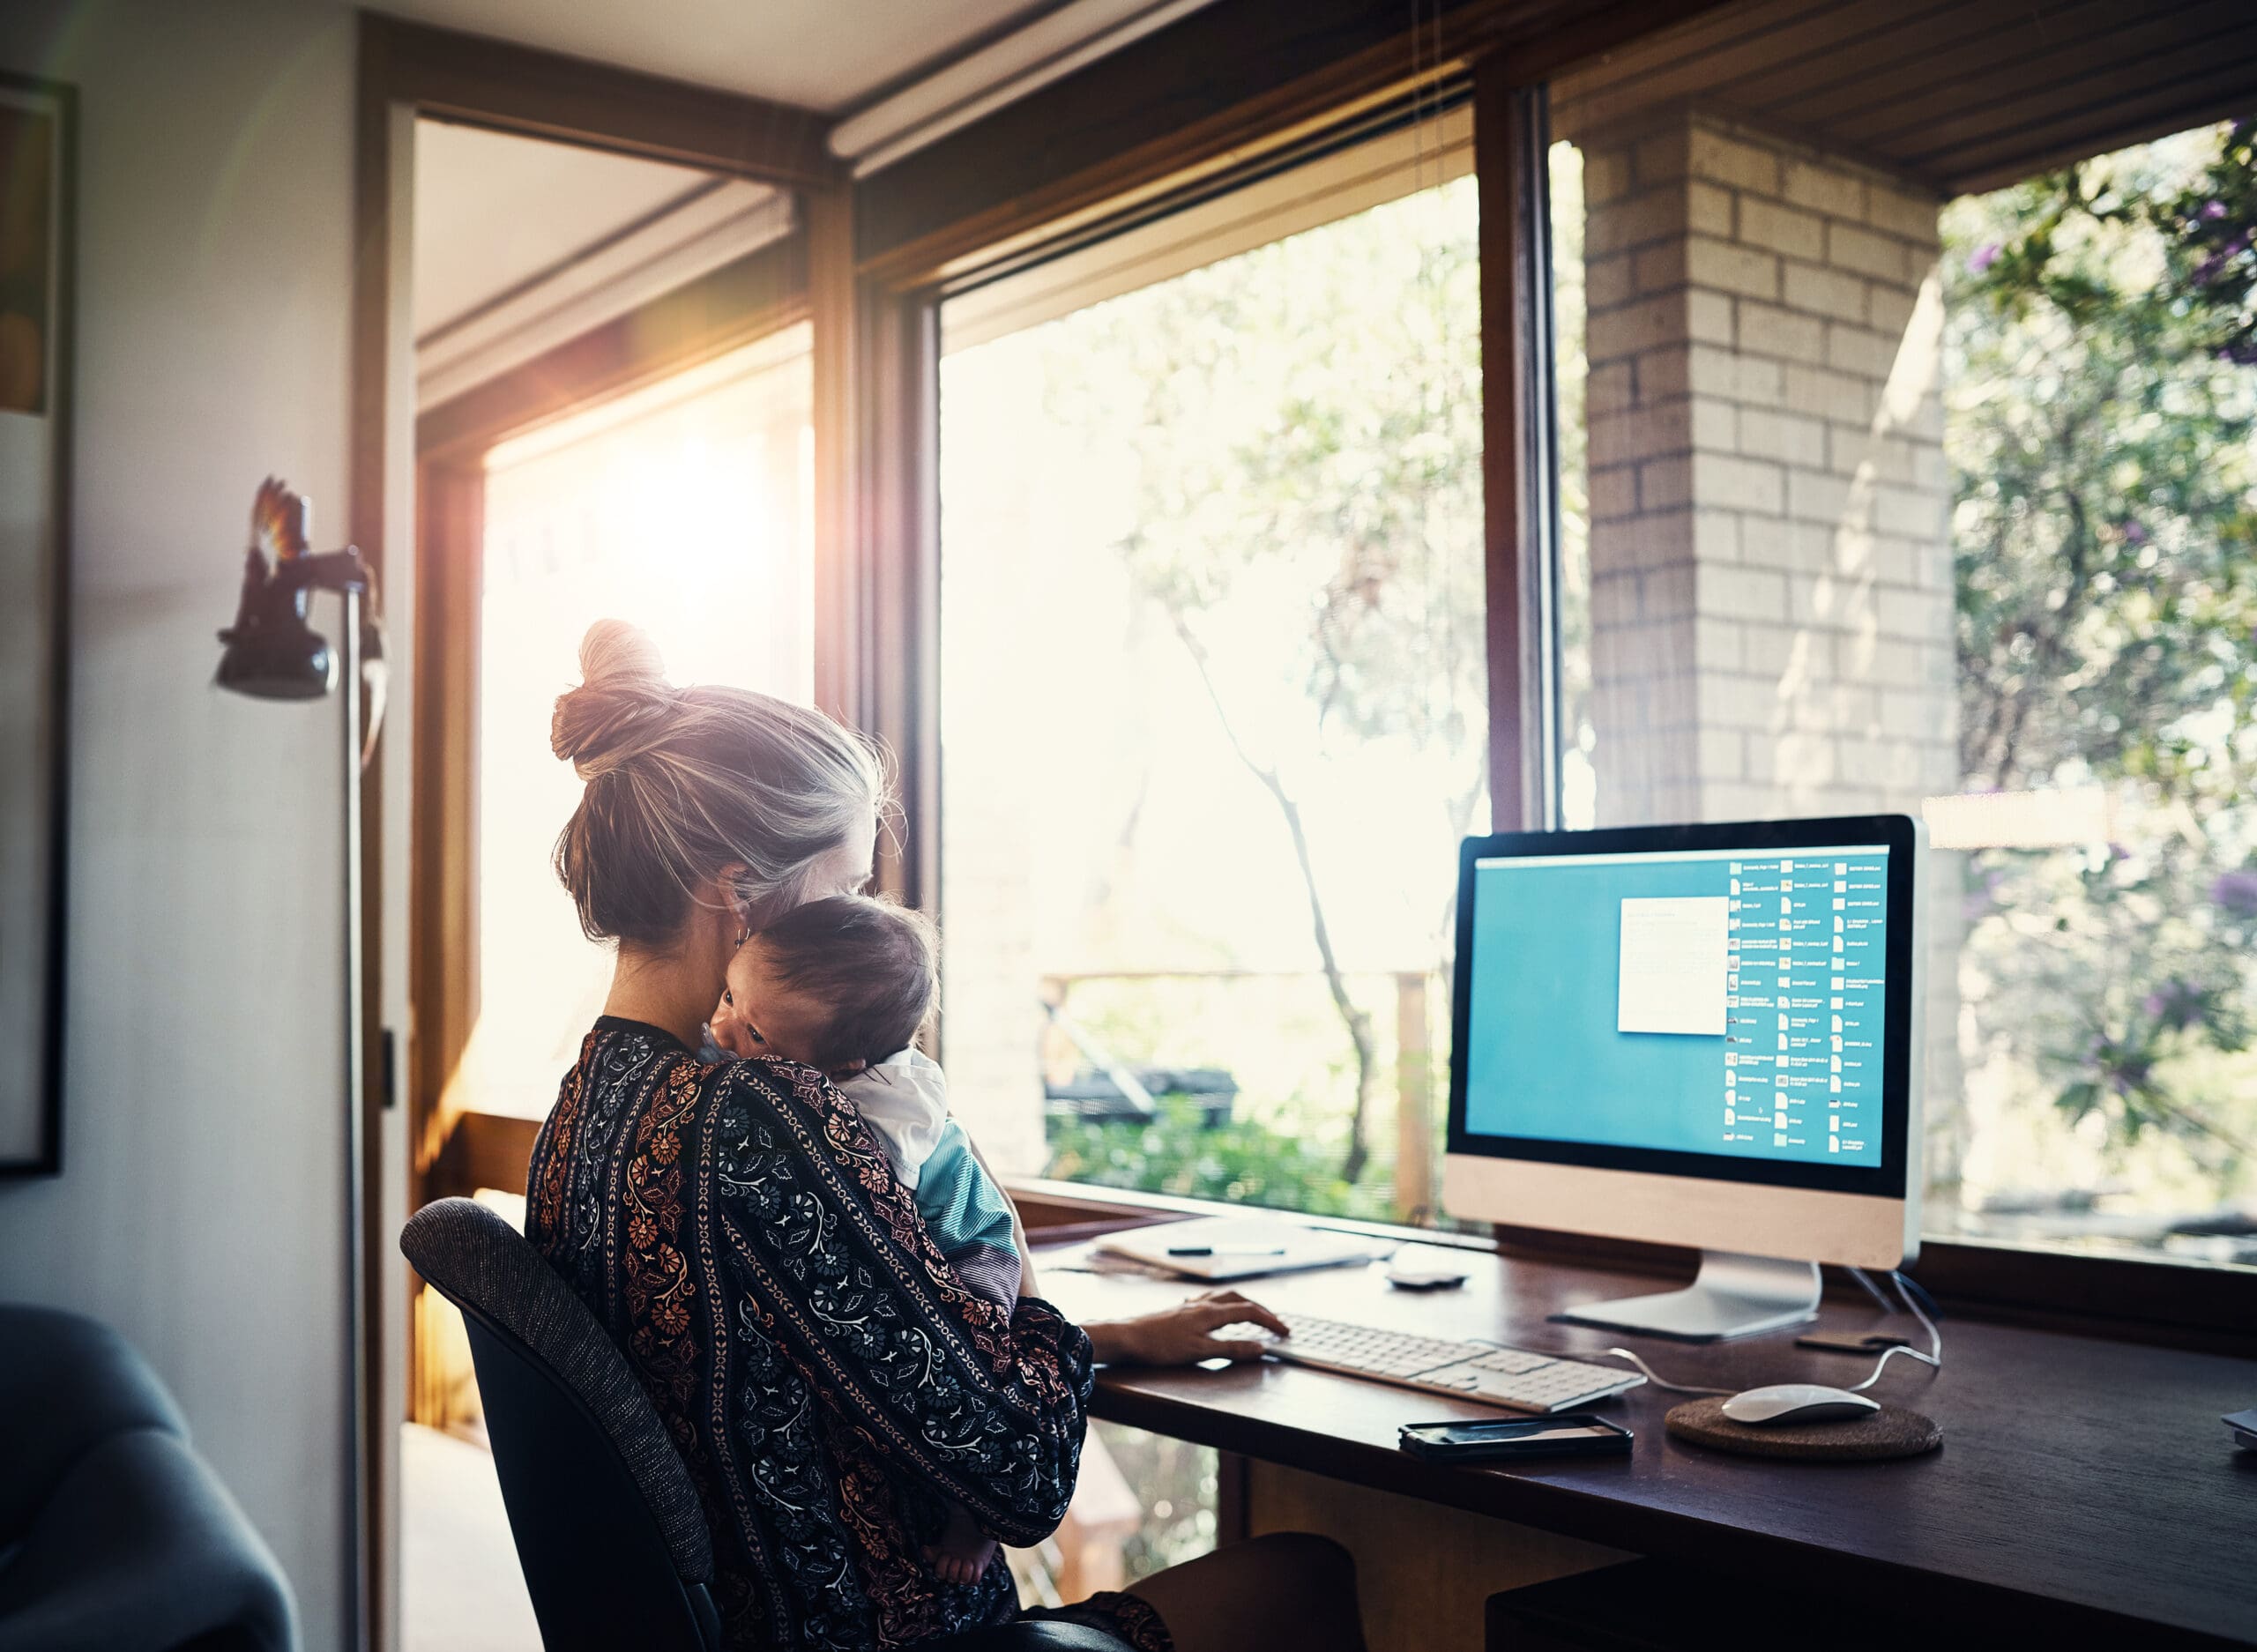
1168;1245;1287;1256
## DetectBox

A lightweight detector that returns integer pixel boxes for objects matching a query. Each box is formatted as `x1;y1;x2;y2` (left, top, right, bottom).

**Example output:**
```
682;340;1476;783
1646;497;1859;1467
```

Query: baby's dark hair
756;894;938;1071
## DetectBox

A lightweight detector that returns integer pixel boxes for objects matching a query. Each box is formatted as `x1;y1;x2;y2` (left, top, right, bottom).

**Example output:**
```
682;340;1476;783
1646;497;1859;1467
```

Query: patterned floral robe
526;1017;1168;1652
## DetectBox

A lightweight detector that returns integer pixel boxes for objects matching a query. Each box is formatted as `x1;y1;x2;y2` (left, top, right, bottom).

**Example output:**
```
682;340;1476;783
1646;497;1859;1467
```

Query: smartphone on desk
1398;1414;1633;1462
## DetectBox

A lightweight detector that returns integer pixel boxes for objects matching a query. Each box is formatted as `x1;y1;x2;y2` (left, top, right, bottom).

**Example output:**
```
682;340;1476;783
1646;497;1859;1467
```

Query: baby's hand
706;993;762;1058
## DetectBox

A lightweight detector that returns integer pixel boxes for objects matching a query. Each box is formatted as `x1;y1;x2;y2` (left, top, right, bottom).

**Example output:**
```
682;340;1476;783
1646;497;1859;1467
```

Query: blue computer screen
1461;845;1889;1166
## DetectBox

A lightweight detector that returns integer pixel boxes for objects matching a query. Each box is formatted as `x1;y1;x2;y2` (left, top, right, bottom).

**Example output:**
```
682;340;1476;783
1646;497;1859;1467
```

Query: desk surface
1039;1243;2257;1648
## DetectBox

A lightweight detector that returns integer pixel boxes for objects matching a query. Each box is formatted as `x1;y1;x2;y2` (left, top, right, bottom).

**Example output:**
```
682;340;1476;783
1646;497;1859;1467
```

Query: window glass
1936;127;2256;1262
467;328;815;1117
1545;92;2257;1263
938;120;1485;1224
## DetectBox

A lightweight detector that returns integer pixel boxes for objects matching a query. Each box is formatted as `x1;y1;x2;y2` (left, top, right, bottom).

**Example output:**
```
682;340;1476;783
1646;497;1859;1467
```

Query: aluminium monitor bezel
1446;814;1918;1201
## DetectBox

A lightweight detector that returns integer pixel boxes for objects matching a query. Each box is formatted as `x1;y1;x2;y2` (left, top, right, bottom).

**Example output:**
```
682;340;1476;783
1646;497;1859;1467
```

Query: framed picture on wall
0;71;74;1175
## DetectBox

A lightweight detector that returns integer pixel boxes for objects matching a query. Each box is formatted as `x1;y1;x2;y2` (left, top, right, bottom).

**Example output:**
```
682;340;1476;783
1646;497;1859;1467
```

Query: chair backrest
399;1198;722;1652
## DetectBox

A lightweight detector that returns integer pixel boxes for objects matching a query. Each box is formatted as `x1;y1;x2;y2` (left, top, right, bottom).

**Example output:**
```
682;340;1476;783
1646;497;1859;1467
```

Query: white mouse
1720;1383;1881;1426
1383;1245;1469;1290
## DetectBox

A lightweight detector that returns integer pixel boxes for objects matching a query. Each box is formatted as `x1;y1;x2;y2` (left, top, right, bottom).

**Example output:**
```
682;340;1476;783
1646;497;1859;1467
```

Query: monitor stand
1549;1251;1821;1343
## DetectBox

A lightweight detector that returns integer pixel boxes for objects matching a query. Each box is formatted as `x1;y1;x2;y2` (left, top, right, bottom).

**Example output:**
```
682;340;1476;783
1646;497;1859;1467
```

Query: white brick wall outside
1572;105;1963;1139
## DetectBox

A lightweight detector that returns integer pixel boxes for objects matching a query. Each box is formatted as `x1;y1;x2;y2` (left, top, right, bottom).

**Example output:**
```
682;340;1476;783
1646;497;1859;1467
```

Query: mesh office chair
402;1198;1133;1652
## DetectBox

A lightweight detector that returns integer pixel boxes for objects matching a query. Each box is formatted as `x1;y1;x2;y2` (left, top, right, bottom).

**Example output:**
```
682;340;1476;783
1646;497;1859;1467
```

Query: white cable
1844;1269;1943;1393
1846;1265;1895;1313
1596;1347;1733;1397
1589;1270;1942;1398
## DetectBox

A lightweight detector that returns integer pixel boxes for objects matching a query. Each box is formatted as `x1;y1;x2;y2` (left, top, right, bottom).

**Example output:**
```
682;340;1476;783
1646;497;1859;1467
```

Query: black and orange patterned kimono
527;1016;1168;1652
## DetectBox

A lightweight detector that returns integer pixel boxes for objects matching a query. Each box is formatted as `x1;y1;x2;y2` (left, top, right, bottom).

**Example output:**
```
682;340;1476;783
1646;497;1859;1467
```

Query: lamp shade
215;614;337;698
215;546;338;699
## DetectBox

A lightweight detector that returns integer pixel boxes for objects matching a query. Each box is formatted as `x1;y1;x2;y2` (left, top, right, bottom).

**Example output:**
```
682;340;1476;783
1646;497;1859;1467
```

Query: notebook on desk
1093;1217;1389;1281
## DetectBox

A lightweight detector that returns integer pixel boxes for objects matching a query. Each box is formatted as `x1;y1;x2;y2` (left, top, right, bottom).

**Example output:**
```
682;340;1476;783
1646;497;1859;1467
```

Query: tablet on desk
1094;1217;1389;1281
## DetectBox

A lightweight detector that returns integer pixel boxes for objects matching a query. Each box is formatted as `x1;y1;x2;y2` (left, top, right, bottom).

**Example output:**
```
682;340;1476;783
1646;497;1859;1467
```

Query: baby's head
719;894;937;1075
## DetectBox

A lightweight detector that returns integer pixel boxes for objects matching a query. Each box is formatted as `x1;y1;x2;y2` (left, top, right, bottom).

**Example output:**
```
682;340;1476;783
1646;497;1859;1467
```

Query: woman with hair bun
526;621;1367;1652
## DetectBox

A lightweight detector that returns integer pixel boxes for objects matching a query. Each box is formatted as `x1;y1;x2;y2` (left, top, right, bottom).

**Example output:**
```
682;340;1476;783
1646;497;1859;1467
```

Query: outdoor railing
1038;967;1441;1224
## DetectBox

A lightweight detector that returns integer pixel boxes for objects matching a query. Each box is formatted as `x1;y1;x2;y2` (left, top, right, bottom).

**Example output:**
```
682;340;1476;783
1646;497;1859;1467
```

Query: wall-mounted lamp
213;476;382;1652
218;475;387;750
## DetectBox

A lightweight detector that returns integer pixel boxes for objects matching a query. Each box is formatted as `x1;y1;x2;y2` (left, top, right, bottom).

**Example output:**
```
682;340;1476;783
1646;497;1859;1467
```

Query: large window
1542;83;2257;1266
936;115;1485;1224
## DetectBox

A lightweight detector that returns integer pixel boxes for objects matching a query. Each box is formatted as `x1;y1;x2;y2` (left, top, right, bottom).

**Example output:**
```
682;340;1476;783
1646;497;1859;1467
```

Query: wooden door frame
351;17;845;1650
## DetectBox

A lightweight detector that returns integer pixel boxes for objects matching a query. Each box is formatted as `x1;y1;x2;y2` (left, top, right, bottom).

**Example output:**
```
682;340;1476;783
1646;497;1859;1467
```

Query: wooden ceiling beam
1934;55;2257;192
853;0;1732;289
1548;0;2257;200
1830;0;2248;153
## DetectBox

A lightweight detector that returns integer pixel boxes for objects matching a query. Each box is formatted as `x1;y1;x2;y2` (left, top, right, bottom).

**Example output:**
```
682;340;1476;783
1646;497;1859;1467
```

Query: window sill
425;1127;2257;1356
1008;1175;2257;1354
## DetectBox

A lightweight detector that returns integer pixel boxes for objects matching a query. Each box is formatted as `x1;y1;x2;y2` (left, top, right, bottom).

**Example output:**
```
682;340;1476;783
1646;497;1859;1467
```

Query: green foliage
1089;1424;1218;1582
1945;123;2257;1188
1962;843;2255;1168
1046;1095;1398;1222
1026;179;1488;1190
1947;130;2257;795
1045;182;1487;764
2149;117;2257;367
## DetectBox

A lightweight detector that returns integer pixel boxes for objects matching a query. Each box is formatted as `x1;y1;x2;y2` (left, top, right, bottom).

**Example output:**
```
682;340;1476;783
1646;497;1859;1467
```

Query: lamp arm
276;548;387;765
279;547;373;595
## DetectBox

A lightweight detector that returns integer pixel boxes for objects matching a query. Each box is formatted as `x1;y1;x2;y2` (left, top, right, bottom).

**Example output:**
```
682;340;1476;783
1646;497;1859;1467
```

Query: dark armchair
0;1305;296;1652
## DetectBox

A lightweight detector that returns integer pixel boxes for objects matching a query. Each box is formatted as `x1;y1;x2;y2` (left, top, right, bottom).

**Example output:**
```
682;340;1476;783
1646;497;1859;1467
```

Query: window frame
867;14;2257;1350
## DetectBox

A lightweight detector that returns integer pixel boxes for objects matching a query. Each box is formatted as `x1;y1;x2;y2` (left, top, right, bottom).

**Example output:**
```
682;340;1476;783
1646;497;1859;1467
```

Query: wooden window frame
844;4;2257;1356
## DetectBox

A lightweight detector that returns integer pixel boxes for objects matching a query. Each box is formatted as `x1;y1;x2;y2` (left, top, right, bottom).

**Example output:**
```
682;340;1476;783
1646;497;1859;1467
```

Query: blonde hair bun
551;619;674;778
547;617;888;948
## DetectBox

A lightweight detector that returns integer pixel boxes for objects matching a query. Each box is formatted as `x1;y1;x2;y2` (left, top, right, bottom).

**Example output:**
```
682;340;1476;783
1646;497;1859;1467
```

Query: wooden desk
1039;1245;2257;1650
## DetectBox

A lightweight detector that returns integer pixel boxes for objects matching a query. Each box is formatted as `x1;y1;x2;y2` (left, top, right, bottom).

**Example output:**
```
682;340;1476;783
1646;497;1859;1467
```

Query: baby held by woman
700;893;1019;1585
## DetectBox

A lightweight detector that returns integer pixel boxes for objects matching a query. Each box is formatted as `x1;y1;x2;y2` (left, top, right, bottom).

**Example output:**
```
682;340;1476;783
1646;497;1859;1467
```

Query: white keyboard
1265;1313;1645;1413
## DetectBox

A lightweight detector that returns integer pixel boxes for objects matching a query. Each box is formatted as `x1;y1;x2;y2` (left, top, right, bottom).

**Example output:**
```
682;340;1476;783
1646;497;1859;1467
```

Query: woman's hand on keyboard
1084;1289;1292;1367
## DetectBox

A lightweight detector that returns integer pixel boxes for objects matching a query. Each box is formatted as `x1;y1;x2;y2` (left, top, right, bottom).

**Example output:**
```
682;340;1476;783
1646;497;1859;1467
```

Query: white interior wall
0;3;361;1647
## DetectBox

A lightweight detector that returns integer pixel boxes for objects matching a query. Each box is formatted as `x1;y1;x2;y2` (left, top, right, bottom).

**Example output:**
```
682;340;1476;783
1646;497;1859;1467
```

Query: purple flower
2195;228;2256;287
2144;979;2204;1031
2203;199;2229;220
2089;1035;2153;1092
2212;869;2257;918
2120;520;2147;544
1968;242;2001;275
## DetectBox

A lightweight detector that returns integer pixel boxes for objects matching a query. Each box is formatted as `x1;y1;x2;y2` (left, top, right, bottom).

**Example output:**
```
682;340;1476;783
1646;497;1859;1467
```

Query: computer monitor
1442;815;1924;1342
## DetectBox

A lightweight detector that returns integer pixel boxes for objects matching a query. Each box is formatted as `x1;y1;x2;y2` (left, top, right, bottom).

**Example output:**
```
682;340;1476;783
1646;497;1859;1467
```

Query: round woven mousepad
1665;1397;1941;1461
